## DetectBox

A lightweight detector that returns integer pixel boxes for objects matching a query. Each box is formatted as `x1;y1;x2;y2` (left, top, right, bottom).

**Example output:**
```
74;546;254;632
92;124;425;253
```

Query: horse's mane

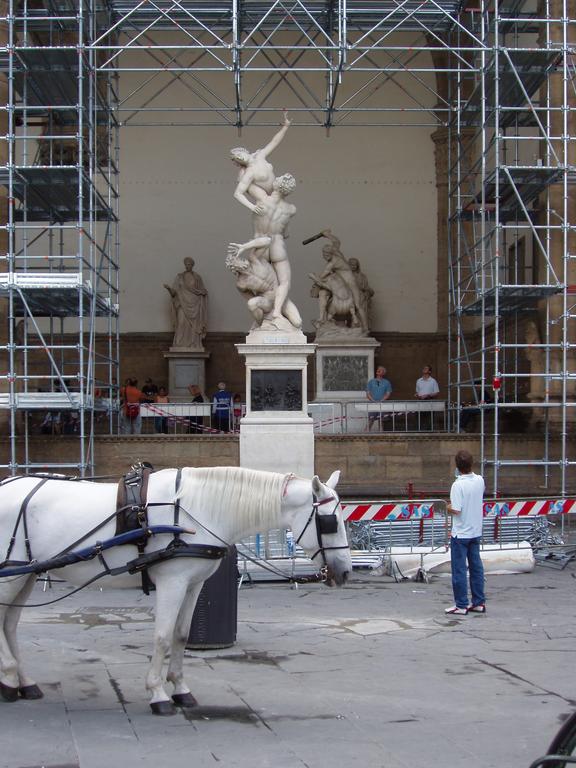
176;466;289;533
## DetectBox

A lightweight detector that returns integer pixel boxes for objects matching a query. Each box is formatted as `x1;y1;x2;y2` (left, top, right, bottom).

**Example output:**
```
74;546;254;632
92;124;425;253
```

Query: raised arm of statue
260;111;291;159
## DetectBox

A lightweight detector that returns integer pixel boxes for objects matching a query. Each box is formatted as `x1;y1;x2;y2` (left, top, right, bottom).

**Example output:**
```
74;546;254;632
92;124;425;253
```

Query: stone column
430;126;450;337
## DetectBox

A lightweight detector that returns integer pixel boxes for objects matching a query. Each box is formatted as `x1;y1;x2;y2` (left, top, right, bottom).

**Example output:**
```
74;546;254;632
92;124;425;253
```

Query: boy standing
445;450;486;615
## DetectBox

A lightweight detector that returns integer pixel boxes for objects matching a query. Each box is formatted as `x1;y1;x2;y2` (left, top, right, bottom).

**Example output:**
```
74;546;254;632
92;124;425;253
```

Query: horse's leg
4;576;43;699
166;582;202;708
0;578;31;701
147;574;191;715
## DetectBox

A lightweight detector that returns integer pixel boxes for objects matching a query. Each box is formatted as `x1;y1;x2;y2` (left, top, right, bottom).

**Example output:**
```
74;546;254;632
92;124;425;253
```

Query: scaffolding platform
0;167;116;222
8;49;81;106
0;273;118;318
0;392;108;410
459;50;560;128
107;0;462;32
460;166;562;222
5;49;110;124
459;285;561;316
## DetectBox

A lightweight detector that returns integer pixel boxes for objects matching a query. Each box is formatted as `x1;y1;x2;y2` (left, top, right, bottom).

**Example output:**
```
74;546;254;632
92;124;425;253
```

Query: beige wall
119;88;437;336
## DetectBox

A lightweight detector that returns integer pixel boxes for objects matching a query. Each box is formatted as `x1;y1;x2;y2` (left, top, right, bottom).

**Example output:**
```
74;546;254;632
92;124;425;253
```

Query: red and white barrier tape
342;502;434;522
341;498;576;522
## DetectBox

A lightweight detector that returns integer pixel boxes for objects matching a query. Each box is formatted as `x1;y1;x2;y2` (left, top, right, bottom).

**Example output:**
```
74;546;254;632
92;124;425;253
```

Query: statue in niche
227;112;302;332
164;257;208;350
308;230;372;338
524;320;546;402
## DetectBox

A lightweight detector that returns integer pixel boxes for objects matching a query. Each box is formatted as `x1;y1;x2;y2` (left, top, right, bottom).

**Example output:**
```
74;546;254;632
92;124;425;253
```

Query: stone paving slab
1;564;575;768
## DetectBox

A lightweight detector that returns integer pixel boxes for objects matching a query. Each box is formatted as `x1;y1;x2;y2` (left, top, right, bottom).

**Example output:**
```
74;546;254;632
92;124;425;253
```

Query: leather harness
0;464;228;589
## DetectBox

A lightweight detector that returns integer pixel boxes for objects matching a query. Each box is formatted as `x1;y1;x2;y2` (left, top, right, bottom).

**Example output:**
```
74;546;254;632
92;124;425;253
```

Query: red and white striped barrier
341;502;435;522
482;499;576;517
341;498;576;522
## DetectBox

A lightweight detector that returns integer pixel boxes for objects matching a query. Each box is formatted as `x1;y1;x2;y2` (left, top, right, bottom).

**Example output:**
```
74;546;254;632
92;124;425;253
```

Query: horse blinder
316;512;339;536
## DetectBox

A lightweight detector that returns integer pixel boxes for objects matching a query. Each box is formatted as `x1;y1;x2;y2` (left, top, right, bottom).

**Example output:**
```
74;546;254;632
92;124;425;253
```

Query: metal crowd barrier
307;400;447;434
237;496;576;581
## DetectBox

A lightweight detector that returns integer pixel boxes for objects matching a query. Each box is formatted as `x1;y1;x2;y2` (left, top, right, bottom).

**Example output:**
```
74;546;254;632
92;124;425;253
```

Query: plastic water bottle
286;530;295;557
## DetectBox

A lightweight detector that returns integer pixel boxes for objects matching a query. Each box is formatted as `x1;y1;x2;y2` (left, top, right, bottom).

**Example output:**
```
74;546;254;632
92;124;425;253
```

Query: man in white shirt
415;365;440;400
445;450;486;615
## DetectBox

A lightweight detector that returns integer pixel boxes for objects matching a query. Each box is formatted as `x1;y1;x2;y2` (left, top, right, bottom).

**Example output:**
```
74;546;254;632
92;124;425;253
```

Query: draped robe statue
164;257;208;350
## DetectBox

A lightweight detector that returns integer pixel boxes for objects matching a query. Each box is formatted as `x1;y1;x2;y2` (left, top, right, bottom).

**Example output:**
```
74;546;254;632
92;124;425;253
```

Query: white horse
0;466;351;714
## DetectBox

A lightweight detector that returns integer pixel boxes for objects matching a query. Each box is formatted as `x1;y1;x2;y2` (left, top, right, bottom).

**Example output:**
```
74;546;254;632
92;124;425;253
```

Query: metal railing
308;401;447;434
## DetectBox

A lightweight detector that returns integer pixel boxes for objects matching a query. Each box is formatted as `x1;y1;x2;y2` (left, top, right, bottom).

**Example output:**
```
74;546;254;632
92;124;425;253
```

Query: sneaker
445;605;468;615
468;604;486;613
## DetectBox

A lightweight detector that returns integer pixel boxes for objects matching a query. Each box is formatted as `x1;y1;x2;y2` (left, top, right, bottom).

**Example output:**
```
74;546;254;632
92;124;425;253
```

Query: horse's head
283;470;352;587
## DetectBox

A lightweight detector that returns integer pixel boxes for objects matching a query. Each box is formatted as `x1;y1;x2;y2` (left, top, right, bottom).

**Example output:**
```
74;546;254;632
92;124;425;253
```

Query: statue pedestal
164;348;210;398
314;336;381;401
236;329;316;477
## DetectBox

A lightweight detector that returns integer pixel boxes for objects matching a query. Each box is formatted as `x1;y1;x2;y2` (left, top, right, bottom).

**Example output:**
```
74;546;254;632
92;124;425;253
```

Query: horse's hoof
0;682;19;702
150;700;177;716
19;684;44;700
172;692;198;708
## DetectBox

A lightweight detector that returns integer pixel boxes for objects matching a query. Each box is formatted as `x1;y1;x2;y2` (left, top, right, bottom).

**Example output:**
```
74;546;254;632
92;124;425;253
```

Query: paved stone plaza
2;563;575;768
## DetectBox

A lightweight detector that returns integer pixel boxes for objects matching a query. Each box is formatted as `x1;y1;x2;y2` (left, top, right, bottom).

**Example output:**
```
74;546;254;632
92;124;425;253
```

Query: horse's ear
325;470;340;490
312;475;322;495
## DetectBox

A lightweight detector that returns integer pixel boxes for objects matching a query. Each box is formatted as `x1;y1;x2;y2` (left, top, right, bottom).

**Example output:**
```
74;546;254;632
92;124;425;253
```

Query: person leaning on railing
366;366;392;432
154;386;169;434
188;384;205;434
415;365;439;400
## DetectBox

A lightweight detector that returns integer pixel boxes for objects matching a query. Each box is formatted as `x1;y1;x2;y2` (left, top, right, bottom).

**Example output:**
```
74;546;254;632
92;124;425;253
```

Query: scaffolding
448;0;575;495
0;1;573;487
0;0;120;474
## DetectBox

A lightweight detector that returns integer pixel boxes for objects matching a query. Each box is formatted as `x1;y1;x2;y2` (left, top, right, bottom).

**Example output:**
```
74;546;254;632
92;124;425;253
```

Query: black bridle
294;492;349;578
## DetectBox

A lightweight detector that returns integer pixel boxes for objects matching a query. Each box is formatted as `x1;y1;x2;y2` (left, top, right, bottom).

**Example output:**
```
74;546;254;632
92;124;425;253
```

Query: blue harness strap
0;526;227;578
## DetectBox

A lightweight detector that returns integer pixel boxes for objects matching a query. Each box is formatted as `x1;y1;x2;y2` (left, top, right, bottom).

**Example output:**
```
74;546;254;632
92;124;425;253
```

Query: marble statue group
308;230;374;338
164;109;375;342
226;111;303;332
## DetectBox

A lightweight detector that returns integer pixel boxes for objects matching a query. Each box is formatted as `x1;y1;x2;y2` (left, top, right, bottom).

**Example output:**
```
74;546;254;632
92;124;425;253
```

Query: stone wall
4;432;572;498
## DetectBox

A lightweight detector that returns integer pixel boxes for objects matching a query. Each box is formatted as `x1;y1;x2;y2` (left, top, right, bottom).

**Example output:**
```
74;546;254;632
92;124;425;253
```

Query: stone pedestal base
314;337;380;401
239;416;315;477
164;348;210;398
236;330;316;477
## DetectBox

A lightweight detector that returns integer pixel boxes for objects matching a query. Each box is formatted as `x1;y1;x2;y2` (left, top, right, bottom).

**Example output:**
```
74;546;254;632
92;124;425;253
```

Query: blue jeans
450;536;485;609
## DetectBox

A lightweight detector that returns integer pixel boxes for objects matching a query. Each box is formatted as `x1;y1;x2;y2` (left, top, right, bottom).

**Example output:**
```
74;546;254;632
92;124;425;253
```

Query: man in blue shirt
366;366;392;431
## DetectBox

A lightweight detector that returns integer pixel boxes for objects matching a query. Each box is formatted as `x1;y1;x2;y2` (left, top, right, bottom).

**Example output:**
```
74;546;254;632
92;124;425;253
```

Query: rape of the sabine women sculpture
226;111;303;333
308;230;374;339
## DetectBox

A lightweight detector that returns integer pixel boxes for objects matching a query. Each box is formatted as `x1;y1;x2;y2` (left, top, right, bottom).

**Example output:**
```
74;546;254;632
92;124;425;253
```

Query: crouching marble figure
226;112;302;333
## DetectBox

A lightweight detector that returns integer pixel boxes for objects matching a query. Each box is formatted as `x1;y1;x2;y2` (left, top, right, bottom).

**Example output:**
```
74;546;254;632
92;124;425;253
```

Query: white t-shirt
450;472;485;539
416;376;439;397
